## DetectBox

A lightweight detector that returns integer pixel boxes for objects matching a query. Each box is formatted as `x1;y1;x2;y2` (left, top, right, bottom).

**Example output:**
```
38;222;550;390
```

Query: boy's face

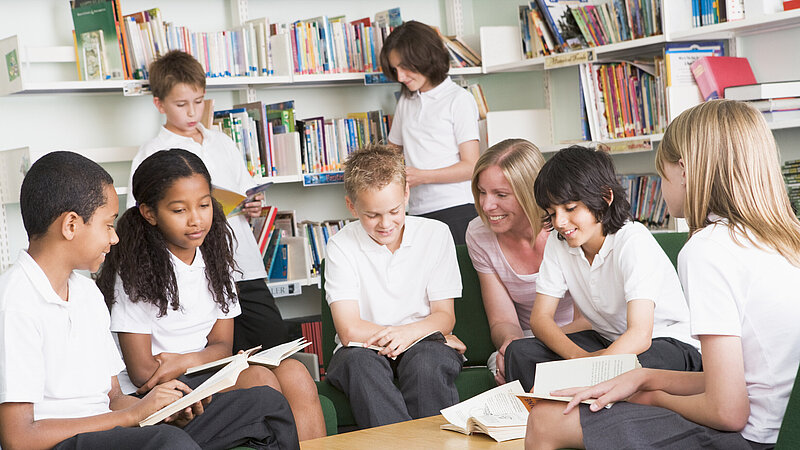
141;173;213;265
154;82;205;138
545;200;605;254
74;184;119;273
346;181;409;253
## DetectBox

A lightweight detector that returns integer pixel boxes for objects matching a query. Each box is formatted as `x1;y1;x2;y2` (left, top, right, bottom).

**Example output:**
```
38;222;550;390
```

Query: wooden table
300;415;524;449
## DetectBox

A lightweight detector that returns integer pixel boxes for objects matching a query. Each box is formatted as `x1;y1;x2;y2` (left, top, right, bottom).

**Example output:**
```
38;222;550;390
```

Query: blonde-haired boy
324;144;465;428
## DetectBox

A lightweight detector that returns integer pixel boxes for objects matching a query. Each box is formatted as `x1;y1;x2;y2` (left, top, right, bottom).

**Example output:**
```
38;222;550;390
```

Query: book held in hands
347;330;446;360
184;338;312;375
515;354;641;407
440;380;529;442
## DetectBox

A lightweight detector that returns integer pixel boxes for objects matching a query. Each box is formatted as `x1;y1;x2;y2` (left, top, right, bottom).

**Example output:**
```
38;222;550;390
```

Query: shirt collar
565;228;616;265
355;218;415;253
169;247;206;272
17;250;78;306
157;123;209;145
418;76;454;100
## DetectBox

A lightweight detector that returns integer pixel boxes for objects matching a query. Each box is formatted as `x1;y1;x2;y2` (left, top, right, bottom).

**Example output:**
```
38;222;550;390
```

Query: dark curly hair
534;145;631;239
96;149;237;317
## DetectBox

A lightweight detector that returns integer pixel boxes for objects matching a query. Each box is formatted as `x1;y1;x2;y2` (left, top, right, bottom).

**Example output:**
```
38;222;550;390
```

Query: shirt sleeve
387;97;405;146
616;228;671;303
109;278;156;334
217;132;257;193
451;89;480;145
465;223;494;274
535;232;569;298
679;237;743;338
324;234;361;304
218;291;242;320
426;224;462;301
0;310;45;403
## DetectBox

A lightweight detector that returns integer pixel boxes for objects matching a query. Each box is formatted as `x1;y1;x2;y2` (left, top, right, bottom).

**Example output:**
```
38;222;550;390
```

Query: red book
690;56;756;101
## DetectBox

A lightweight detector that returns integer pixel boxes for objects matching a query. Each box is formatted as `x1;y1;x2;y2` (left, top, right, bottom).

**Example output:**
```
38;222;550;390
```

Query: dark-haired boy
0;151;299;449
127;50;288;354
504;146;702;391
324;144;465;429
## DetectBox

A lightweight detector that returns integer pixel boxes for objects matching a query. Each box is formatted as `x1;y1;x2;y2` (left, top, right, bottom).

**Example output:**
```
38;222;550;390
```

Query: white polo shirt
324;216;462;349
110;248;241;393
127;124;267;282
536;221;698;348
388;77;480;215
679;220;800;444
0;251;125;420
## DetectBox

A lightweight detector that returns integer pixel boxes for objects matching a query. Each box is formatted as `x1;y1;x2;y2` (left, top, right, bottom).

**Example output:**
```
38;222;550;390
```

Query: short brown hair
148;50;206;99
343;144;406;200
380;20;449;98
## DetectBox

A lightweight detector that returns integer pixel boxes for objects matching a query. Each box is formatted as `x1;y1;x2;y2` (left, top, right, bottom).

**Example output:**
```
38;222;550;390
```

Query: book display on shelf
689;55;755;100
692;0;745;27
70;0;128;80
618;173;670;228
783;159;800;219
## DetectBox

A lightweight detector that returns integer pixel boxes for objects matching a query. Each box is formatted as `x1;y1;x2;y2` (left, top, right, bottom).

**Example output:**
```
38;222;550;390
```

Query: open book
515;354;641;407
140;352;249;426
185;338;312;375
440;380;528;442
212;182;272;217
347;331;446;360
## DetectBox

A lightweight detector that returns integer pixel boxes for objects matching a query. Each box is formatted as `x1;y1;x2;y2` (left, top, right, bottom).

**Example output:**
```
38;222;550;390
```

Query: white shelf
769;118;800;130
540;134;664;154
668;8;800;40
449;66;483;76
256;174;303;184
483;57;545;74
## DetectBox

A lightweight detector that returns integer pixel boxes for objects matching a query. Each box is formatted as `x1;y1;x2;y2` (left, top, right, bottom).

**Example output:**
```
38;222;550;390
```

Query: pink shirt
465;218;574;332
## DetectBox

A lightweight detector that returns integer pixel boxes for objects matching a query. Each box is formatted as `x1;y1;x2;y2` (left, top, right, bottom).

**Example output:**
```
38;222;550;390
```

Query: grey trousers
54;386;300;450
326;340;463;429
504;330;703;391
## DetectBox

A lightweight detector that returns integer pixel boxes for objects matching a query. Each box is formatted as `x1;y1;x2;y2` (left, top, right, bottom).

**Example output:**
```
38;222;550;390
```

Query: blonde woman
465;139;574;386
526;100;800;449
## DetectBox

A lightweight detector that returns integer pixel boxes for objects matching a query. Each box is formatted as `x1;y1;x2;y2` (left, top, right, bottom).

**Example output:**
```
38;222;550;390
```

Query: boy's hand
444;334;466;354
405;167;425;188
136;352;190;395
164;394;211;428
365;325;420;358
244;193;264;218
128;379;192;425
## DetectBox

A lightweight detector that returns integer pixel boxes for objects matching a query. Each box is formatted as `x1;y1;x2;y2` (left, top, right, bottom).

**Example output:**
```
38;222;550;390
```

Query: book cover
71;1;125;80
690;56;756;101
264;229;282;277
211;182;272;217
724;80;800;101
269;243;289;281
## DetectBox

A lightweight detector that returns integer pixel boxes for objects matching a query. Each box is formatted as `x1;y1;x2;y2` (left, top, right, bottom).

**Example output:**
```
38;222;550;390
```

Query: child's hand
244;193;264;218
365;325;420;358
164;394;211;428
555;368;649;414
444;334;466;354
405;167;425;188
136;352;190;395
128;379;192;425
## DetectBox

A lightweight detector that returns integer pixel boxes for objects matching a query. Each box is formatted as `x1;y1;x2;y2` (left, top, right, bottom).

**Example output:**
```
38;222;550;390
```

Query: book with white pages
440;380;529;442
724;81;800;101
185;338;312;375
346;330;446;360
140;352;249;426
515;354;641;406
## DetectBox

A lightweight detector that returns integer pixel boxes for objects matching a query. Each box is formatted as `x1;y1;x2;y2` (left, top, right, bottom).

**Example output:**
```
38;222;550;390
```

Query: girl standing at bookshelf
525;100;800;449
381;20;480;245
465;139;574;385
97;149;326;441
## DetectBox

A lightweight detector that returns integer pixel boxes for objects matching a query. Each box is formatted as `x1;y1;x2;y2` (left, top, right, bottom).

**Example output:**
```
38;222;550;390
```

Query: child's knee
239;365;280;391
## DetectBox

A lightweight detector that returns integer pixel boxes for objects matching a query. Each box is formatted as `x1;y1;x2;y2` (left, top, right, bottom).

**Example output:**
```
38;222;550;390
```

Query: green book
71;1;125;80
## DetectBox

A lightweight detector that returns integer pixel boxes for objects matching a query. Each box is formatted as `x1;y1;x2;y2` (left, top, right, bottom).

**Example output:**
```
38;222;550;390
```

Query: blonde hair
343;144;406;200
657;99;800;267
471;139;546;245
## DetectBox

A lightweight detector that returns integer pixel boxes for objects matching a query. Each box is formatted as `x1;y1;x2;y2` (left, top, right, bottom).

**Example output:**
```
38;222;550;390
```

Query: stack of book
440;35;482;68
618;174;669;228
518;0;662;58
783;159;800;218
579;60;667;141
300;219;353;277
70;0;131;80
724;81;800;125
300;321;325;378
283;8;402;75
692;0;745;28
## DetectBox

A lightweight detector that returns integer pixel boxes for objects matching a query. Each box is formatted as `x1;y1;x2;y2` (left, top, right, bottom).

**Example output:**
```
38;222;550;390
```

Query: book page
440;380;527;430
184;345;262;376
347;331;445;360
524;354;640;404
249;338;311;367
140;353;249;426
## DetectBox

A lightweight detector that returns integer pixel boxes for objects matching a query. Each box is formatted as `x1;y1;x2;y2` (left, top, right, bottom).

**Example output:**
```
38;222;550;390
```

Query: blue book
534;0;567;51
263;230;282;279
269;244;289;281
306;223;320;273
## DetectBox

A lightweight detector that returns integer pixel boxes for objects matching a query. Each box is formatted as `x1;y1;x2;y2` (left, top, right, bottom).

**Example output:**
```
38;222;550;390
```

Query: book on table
440;380;529;442
515;354;641;407
139;351;250;426
185;338;312;376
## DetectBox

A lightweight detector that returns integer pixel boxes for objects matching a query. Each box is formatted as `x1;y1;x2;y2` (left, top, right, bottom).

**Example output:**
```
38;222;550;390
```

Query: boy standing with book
127;50;287;352
324;144;465;428
0;151;299;449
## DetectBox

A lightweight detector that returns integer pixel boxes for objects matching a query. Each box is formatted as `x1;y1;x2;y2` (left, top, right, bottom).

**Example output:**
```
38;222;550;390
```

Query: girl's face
387;50;434;93
143;173;213;265
545;201;605;258
477;165;528;235
660;160;686;219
